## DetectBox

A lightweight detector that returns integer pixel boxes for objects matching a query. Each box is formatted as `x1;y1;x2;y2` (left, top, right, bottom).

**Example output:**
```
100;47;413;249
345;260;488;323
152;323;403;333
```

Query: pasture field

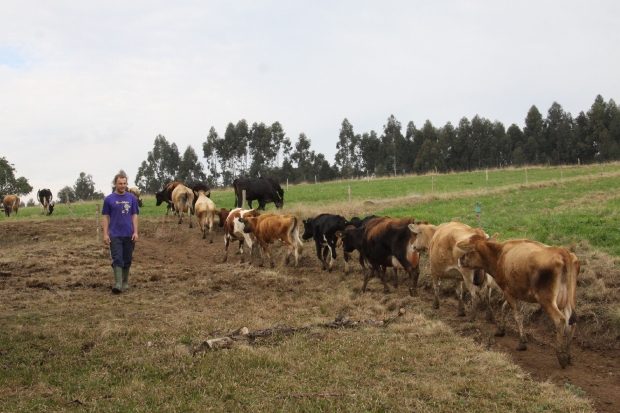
2;164;620;411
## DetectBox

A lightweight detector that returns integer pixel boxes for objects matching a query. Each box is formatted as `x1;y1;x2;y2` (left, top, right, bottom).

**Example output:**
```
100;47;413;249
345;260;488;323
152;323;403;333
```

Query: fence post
348;186;351;204
432;175;434;193
286;179;289;191
96;204;100;240
525;168;528;184
66;194;74;219
242;190;247;209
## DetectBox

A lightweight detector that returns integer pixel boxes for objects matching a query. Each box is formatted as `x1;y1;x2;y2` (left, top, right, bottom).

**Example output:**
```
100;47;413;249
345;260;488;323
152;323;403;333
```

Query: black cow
302;214;350;272
335;215;379;274
155;181;183;215
191;181;211;211
362;217;420;296
233;177;283;210
37;189;54;216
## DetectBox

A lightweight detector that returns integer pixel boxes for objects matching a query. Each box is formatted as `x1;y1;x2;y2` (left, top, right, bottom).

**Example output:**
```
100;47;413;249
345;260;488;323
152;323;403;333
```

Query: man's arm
102;214;110;245
131;214;139;242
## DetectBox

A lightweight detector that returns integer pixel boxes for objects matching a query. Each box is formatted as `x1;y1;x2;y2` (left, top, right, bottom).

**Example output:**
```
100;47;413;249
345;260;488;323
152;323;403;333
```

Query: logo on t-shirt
116;200;131;214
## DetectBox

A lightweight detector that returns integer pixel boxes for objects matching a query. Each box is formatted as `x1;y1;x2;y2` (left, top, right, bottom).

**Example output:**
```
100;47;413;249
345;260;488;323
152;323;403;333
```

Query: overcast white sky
1;1;619;200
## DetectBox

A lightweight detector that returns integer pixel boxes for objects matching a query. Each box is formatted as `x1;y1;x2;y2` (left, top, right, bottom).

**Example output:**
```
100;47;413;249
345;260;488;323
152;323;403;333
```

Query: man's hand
132;232;139;242
103;234;111;245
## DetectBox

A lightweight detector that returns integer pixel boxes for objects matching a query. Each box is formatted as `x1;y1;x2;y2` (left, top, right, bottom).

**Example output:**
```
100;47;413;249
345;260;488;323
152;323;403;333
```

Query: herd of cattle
1;177;579;369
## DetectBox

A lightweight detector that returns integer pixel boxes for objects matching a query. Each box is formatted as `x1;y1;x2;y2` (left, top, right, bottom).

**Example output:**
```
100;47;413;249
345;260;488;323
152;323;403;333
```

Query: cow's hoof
494;329;505;337
209;240;213;244
516;341;527;351
433;301;440;310
557;351;569;369
457;310;466;317
408;288;417;297
270;262;275;268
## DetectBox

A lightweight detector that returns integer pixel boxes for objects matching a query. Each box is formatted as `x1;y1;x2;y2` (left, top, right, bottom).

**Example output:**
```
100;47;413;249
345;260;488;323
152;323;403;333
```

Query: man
102;173;139;294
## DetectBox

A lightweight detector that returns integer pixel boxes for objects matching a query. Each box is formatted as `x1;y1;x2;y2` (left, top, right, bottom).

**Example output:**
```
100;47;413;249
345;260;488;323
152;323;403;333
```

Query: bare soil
1;216;618;411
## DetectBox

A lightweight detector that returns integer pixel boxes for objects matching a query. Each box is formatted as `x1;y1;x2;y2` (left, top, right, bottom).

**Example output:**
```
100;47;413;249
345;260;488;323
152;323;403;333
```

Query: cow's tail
567;253;579;325
289;217;303;255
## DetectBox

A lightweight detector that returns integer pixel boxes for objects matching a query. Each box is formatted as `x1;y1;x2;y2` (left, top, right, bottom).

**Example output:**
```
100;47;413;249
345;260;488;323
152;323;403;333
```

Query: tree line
134;94;620;192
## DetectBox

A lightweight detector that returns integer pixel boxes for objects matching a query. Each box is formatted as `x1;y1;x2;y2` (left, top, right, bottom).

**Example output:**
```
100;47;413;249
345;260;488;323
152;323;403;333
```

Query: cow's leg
188;207;193;228
316;241;327;270
343;251;350;274
379;266;390;293
541;301;570;368
455;280;466;317
566;310;576;365
432;274;441;309
505;294;527;351
326;240;337;272
363;264;380;293
408;262;420;297
495;300;508;337
392;268;398;289
484;282;496;323
223;235;230;262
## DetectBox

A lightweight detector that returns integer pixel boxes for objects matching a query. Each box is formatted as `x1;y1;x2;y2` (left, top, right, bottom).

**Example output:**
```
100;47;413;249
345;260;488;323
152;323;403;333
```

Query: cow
218;208;261;263
457;235;580;368
334;215;379;274
37;189;54;215
233;177;284;210
239;213;303;268
362;217;420;296
128;187;143;208
194;190;217;242
2;195;20;217
171;184;194;227
302;214;350;272
408;221;499;322
156;181;183;215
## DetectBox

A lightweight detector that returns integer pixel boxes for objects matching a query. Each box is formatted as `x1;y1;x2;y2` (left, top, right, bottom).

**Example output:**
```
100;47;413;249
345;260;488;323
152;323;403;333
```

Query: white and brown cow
408;221;499;322
193;190;217;242
171;184;194;227
239;213;303;268
458;235;579;368
2;195;20;217
218;208;261;264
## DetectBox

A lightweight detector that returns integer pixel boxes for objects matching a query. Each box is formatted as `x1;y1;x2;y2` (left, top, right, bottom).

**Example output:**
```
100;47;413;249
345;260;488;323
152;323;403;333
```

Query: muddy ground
1;216;619;412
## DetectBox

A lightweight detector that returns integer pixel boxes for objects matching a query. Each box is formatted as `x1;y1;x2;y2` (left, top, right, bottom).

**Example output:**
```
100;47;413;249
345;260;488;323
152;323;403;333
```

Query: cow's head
274;197;284;209
217;208;229;227
457;234;488;286
238;216;257;234
48;202;55;215
155;190;165;206
347;217;363;228
408;222;434;252
335;225;356;250
302;218;314;240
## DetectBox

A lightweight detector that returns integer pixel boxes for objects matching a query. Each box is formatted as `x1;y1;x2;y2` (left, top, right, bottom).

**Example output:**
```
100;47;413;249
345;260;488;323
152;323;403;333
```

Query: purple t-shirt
102;192;139;238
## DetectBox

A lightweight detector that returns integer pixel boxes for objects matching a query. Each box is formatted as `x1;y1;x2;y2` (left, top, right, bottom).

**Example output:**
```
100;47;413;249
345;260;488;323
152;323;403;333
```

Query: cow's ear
408;224;419;234
491;232;499;241
238;218;244;223
335;231;345;238
302;220;307;224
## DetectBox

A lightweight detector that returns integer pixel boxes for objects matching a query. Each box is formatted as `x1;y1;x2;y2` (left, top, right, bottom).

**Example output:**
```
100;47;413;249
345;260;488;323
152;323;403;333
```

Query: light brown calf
194;190;217;242
239;213;303;268
2;195;20;218
128;187;143;207
171;184;194;228
458;235;579;368
408;221;499;322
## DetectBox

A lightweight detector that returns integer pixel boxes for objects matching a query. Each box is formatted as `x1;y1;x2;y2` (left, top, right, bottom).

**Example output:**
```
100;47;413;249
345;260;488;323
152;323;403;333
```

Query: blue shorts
109;237;135;268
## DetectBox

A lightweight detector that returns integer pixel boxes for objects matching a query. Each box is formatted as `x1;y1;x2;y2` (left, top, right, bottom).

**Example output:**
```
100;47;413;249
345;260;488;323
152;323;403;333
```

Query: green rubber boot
122;267;131;291
112;267;123;294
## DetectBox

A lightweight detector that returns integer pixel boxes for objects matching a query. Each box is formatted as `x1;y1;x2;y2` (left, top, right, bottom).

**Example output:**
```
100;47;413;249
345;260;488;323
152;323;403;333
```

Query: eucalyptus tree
0;157;32;199
290;133;313;182
358;130;381;176
74;172;97;200
135;135;180;192
523;105;544;164
202;127;221;188
177;145;207;185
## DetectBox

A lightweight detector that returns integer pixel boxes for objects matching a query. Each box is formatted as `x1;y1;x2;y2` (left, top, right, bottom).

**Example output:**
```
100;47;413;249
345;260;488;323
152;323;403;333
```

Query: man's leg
109;238;125;294
121;237;135;291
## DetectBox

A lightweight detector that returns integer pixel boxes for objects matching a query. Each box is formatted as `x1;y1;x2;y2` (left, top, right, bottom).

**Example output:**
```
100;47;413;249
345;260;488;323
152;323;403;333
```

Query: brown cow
2;195;20;217
408;221;499;322
171;184;194;227
458;235;579;368
362;217;420;296
239;213;303;268
219;208;261;263
193;190;216;242
128;187;143;208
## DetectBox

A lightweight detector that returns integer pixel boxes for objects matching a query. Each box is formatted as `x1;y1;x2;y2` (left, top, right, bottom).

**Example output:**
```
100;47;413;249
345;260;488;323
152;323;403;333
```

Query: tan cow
458;235;579;368
128;187;143;207
2;195;20;217
408;221;499;322
218;208;261;263
238;213;303;268
171;184;194;227
193;190;217;242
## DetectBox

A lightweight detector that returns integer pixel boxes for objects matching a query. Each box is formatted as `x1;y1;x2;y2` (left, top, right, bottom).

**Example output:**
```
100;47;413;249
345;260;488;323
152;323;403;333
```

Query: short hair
114;173;128;184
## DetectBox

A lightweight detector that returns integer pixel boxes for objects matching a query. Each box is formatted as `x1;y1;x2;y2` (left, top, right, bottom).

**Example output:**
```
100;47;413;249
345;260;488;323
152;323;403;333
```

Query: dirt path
2;216;618;411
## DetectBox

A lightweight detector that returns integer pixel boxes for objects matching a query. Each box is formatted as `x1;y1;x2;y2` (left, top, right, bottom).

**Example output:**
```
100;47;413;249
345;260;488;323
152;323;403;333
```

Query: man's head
114;173;128;195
